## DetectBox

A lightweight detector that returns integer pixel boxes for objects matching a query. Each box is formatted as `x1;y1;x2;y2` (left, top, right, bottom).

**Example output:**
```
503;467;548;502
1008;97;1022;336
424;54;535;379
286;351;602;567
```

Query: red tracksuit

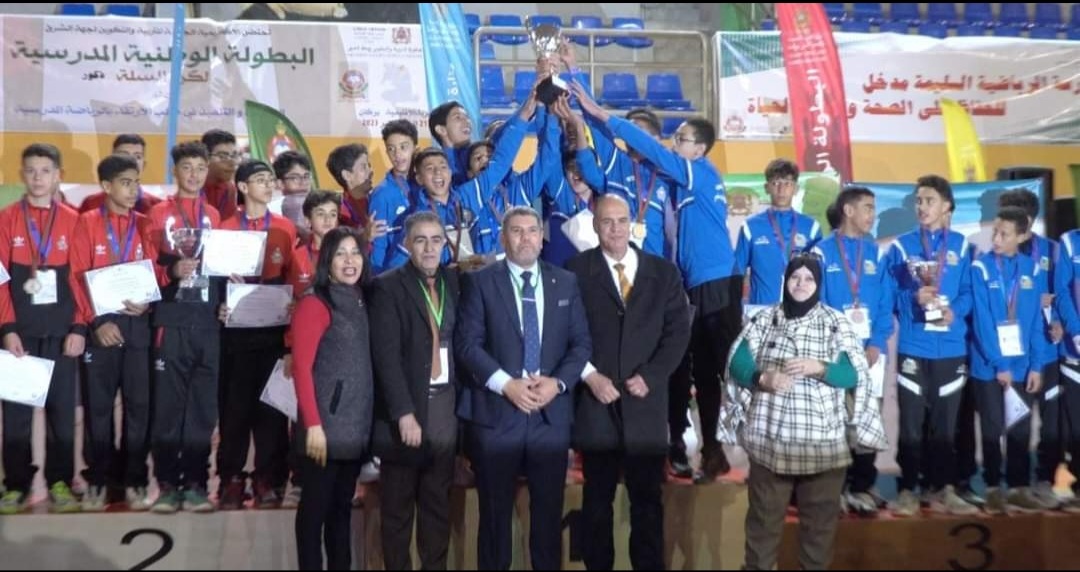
79;188;163;215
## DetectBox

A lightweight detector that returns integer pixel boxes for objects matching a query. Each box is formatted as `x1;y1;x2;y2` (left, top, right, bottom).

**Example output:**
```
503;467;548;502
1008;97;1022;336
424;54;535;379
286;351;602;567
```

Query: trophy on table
526;16;569;105
907;259;948;322
166;217;209;303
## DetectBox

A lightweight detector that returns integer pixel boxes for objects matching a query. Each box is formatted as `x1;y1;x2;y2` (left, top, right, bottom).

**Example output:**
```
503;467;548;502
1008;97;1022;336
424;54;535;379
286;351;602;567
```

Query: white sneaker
126;487;151;511
929;485;980;516
81;486;107;512
891;490;920;517
281;485;302;509
1031;481;1063;510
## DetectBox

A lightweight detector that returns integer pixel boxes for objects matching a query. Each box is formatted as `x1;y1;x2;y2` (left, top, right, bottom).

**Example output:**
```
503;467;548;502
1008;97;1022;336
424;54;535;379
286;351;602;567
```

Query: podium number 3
122;529;174;571
949;523;993;571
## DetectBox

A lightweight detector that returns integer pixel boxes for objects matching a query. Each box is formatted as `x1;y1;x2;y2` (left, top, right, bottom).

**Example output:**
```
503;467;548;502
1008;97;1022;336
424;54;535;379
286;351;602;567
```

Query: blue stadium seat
488;14;528;45
879;20;912;34
1072;4;1080;27
824;3;847;23
994;25;1023;37
465;13;481;36
998;3;1032;28
852;3;884;24
570;15;612;47
889;4;923;26
611;17;653;49
963;3;994;25
478;41;496;61
760;19;776;31
103;4;140;16
645;74;692;110
528;15;562;28
840;20;873;33
559;72;592;107
600;73;645;108
661;117;684;138
480;65;512;107
1067;27;1080;40
918;22;949;38
1029;25;1061;39
513;70;537;105
1034;3;1064;28
59;3;95;15
927;3;959;26
956;24;987;37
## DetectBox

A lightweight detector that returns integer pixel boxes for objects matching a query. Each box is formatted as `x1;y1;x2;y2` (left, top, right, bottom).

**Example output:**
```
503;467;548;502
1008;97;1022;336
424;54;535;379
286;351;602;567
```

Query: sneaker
0;490;28;515
218;477;246;511
358;458;381;484
125;487;151;511
281;485;302;509
668;444;693;479
697;445;731;482
1006;487;1044;513
956;486;986;508
253;482;281;509
892;490;921;517
183;487;215;513
1031;481;1063;511
151;486;182;514
929;485;980;516
1062;496;1080;514
847;491;880;516
81;485;108;512
49;482;82;514
984;487;1007;515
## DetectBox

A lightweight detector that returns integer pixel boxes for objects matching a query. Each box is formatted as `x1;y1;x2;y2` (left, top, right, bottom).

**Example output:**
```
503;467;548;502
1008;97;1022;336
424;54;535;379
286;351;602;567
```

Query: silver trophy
526;17;569;105
166;217;209;303
907;259;948;322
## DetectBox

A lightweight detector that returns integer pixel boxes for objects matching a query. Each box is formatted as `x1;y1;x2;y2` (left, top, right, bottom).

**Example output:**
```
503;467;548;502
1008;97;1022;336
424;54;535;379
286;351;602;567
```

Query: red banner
775;3;853;183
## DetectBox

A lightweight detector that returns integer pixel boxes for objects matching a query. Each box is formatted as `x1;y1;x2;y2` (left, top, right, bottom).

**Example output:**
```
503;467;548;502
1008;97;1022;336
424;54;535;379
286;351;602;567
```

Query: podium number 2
122;529;174;571
949;523;993;571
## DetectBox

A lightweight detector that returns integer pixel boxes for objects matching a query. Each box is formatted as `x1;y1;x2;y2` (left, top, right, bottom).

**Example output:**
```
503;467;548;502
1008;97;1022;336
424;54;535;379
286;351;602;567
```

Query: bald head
593;194;632;259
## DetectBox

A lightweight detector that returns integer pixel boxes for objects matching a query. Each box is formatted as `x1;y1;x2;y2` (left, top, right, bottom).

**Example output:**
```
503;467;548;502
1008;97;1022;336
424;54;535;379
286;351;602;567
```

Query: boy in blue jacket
1052;224;1080;513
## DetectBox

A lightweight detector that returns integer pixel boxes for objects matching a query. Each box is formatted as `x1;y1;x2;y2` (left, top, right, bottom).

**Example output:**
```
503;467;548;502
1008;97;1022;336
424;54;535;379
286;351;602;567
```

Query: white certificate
869;354;886;399
0;350;54;407
1004;384;1031;430
0;260;9;286
84;259;162;317
259;359;297;422
201;230;267;277
226;283;293;328
561;209;599;252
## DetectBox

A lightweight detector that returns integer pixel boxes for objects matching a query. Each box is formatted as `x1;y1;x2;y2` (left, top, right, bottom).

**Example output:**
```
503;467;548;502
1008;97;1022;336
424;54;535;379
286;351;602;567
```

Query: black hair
834;185;876;222
625;108;662;137
313;226;371;309
302;190;341;219
684;118;716;154
111;133;146;150
916;174;955;213
200;128;236;152
998;188;1040;220
97;154;140;182
996;205;1031;235
326;143;369;190
22;143;62;168
428;100;465;143
381;119;419;145
272;151;312;180
765;158;799;182
170;141;209;164
411;147;449;176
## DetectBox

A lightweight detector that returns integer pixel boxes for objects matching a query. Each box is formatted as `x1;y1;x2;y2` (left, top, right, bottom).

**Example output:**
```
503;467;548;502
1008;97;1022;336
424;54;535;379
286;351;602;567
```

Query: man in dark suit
567;195;691;570
456;206;592;570
370;212;460;570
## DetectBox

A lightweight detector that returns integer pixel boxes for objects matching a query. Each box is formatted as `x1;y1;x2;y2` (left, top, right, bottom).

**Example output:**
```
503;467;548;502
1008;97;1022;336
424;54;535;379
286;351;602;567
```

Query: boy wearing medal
882;175;978;516
812;186;893;515
969;206;1047;513
79;134;163;215
734;159;823;305
327;143;374;231
0;143;84;514
70;154;161;511
216;160;298;510
369;120;419;274
145;141;224;514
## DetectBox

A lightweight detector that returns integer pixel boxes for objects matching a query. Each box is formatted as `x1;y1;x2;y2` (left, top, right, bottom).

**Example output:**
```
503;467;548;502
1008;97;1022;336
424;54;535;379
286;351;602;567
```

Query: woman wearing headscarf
720;254;886;571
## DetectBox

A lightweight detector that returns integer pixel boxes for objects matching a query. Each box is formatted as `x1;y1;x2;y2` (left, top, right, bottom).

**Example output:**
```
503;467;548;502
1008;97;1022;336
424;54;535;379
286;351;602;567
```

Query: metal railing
472;26;713;125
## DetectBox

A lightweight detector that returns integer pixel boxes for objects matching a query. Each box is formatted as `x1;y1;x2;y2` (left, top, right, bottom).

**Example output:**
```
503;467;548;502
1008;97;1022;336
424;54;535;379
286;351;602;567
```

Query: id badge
997;322;1023;357
32;269;59;306
845;306;871;340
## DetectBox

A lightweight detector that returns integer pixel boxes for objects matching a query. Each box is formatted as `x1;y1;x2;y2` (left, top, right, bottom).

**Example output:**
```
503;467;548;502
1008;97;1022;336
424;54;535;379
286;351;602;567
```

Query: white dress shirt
486;260;546;394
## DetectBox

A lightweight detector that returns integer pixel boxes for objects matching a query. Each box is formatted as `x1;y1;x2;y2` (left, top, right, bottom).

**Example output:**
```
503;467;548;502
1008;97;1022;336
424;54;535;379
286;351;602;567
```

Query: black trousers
151;326;219;489
216;344;289;487
669;276;741;452
81;344;151;488
1036;362;1063;483
296;456;362;571
380;388;457;570
1063;361;1080;493
895;354;965;492
846;451;878;494
974;380;1037;487
581;451;665;571
954;373;979;487
2;336;77;491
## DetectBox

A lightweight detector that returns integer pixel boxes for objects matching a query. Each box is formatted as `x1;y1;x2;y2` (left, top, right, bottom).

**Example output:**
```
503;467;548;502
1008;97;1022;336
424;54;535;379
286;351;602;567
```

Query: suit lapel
625;249;656;310
591;248;625;308
494;261;523;339
542;261;558;352
402;264;433;325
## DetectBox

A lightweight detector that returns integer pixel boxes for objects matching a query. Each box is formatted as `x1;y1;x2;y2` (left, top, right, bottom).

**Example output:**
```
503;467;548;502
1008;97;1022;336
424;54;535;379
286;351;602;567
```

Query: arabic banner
776;4;853;183
715;32;1080;143
1;15;429;137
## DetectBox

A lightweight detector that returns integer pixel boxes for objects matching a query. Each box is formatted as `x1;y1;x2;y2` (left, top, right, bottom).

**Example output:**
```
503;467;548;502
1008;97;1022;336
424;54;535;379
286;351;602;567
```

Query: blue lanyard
175;195;207;229
21;199;58;267
241;209;271;231
100;206;137;263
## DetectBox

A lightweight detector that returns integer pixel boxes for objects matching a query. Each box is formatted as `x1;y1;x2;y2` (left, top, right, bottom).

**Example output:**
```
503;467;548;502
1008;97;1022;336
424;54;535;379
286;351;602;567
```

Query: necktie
521;271;541;375
614;263;632;301
426;276;442;381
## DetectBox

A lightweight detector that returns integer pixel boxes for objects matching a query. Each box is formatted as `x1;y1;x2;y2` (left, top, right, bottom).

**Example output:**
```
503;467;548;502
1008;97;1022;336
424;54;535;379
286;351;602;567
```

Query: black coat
369;263;461;466
566;246;691;455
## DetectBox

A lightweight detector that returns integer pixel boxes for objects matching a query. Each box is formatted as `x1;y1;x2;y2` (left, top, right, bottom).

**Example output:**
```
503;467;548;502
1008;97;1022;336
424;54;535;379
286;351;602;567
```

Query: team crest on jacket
864;260;876;275
947;251;959;266
57;236;68;251
795;234;807;248
1041;256;1050;270
901;358;918;375
272;248;284;265
1021;276;1034;289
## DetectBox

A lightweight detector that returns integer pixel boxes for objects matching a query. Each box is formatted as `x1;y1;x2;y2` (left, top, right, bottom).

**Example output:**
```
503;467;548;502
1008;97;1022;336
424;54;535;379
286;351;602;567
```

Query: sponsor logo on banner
392;27;411;44
339;70;369;100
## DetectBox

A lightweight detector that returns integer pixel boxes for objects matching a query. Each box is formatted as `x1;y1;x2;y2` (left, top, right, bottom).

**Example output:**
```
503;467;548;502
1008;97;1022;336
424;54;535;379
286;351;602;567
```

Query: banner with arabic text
715;32;1080;143
1;15;429;137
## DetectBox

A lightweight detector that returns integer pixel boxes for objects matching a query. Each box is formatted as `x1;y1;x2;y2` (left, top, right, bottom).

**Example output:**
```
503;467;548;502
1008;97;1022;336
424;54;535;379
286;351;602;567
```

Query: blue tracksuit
812;232;893;350
736;209;822;304
969;251;1046;382
368;173;417;274
882;227;973;359
1054;230;1080;360
606;116;734;289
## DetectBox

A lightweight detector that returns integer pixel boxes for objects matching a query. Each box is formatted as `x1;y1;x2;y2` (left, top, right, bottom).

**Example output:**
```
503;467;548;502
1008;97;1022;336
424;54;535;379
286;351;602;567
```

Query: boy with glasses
273;151;314;238
202;129;242;218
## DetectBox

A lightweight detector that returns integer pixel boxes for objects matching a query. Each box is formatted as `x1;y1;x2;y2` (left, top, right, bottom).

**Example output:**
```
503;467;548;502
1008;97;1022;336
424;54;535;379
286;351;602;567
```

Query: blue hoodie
812;232;893;351
736;209;822;304
969;251;1046;382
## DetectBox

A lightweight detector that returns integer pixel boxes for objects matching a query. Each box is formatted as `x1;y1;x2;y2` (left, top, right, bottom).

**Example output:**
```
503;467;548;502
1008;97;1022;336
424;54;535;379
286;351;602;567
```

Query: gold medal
24;278;41;295
631;222;647;240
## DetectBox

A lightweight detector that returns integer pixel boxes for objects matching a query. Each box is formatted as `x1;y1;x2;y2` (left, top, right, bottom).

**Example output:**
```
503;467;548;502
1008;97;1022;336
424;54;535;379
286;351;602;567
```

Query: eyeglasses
673;135;698;145
211;151;242;161
283;173;313;183
246;176;276;186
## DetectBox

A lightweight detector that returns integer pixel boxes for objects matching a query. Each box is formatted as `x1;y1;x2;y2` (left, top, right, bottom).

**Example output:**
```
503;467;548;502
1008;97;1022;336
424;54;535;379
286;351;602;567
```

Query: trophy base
536;75;568;105
177;276;210;303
